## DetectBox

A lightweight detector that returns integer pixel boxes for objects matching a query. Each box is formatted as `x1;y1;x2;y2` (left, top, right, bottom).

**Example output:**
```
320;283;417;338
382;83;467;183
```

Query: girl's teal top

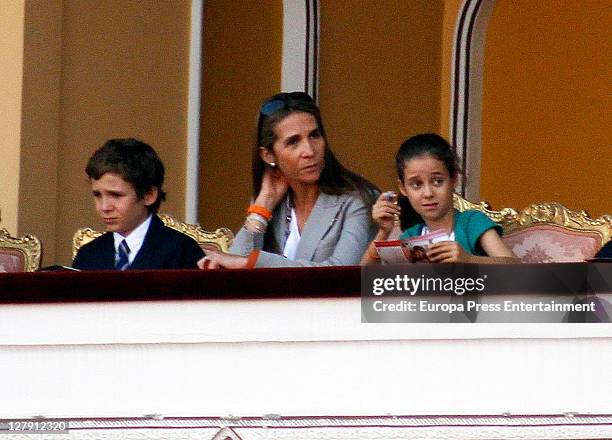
399;209;502;256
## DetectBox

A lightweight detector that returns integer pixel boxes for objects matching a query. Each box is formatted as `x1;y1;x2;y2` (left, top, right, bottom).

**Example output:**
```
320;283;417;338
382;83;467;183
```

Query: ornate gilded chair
453;194;612;263
72;214;234;259
0;229;42;272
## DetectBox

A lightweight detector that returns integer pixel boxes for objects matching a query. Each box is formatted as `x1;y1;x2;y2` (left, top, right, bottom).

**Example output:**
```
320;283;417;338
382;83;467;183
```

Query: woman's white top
282;207;301;260
422;225;455;242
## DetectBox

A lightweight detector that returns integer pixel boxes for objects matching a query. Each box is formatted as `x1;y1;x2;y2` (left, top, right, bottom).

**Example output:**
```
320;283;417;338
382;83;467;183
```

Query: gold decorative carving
157;214;234;252
72;214;234;259
0;228;42;272
453;193;612;246
71;227;104;259
453;193;519;226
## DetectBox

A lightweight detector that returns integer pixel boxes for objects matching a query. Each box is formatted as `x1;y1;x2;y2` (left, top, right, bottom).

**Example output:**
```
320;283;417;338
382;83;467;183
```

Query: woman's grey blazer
230;191;377;267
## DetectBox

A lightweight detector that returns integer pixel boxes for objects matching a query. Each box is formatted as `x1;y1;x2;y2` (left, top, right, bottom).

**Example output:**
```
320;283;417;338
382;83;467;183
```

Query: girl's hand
254;166;289;211
198;248;248;269
426;241;472;263
372;192;401;234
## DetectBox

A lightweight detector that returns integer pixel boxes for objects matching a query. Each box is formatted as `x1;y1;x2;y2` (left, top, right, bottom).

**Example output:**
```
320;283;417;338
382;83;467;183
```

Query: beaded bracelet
247;212;268;226
245;217;267;233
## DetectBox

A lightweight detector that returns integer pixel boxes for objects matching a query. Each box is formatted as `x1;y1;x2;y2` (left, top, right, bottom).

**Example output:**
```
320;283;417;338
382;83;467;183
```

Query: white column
185;0;204;222
281;0;319;99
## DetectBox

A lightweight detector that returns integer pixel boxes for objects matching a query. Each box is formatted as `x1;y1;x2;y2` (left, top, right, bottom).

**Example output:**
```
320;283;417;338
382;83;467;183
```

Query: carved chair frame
453;194;612;247
0;228;42;272
72;214;234;259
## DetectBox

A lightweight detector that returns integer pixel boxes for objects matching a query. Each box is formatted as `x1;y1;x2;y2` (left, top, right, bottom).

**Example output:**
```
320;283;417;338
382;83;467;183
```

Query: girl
363;133;517;264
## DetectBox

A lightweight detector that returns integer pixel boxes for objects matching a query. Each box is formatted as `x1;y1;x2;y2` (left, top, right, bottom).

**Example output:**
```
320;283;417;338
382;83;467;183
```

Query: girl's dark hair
395;133;460;182
397;195;422;231
394;133;461;229
252;92;379;206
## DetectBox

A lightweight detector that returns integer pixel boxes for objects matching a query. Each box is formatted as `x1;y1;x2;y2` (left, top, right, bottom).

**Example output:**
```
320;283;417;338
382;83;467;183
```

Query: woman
199;92;379;268
362;133;517;264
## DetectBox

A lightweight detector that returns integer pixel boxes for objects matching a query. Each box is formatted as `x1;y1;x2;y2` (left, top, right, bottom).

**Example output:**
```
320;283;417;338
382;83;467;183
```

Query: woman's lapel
296;192;342;261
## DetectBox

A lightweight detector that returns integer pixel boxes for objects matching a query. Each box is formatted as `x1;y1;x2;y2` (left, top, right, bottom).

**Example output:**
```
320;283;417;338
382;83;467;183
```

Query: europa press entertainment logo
361;264;609;323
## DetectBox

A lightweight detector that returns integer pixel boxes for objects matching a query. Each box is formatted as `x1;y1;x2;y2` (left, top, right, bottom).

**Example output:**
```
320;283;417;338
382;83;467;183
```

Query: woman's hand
254;166;289;211
426;241;472;263
372;192;401;236
198;248;248;269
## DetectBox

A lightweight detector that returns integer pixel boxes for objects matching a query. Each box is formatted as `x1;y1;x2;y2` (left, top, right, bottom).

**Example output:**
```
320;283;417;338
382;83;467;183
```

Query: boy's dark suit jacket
72;215;204;270
596;240;612;258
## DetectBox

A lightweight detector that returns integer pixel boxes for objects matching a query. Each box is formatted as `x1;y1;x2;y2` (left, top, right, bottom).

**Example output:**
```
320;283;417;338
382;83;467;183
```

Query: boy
72;138;204;270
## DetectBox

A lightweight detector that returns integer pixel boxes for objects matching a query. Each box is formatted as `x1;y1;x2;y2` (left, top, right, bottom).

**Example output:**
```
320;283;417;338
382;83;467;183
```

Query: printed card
374;230;452;264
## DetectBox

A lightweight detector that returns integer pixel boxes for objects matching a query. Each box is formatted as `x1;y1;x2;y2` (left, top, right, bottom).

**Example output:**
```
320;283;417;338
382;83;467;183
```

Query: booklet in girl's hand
374;229;452;264
400;229;452;262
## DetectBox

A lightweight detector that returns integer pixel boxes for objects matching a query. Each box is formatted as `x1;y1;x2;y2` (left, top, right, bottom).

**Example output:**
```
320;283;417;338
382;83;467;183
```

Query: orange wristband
247;205;273;221
245;250;260;269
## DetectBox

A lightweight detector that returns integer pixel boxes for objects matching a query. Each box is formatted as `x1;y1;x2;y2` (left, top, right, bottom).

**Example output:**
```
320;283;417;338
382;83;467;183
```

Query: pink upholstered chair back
453;195;612;263
0;249;26;272
503;224;602;263
0;229;42;272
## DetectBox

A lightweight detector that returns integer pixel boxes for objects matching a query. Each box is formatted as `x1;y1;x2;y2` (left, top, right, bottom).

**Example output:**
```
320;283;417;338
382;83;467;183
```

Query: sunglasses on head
259;92;314;117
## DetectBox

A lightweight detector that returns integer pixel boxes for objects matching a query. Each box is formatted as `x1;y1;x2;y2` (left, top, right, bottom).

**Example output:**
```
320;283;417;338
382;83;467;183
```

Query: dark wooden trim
451;0;483;195
312;0;319;102
0;263;606;304
460;0;483;194
0;266;360;303
451;0;471;149
305;0;310;93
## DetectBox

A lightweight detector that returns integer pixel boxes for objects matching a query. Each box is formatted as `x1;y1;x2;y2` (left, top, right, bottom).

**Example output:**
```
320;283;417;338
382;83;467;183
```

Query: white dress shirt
282;207;301;260
113;215;152;265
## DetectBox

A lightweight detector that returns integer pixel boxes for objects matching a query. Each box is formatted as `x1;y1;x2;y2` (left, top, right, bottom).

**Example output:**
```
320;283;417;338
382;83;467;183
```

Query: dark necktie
116;239;131;270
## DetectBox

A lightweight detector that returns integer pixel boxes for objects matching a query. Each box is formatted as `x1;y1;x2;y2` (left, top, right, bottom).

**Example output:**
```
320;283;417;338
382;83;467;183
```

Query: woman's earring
268;162;276;168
